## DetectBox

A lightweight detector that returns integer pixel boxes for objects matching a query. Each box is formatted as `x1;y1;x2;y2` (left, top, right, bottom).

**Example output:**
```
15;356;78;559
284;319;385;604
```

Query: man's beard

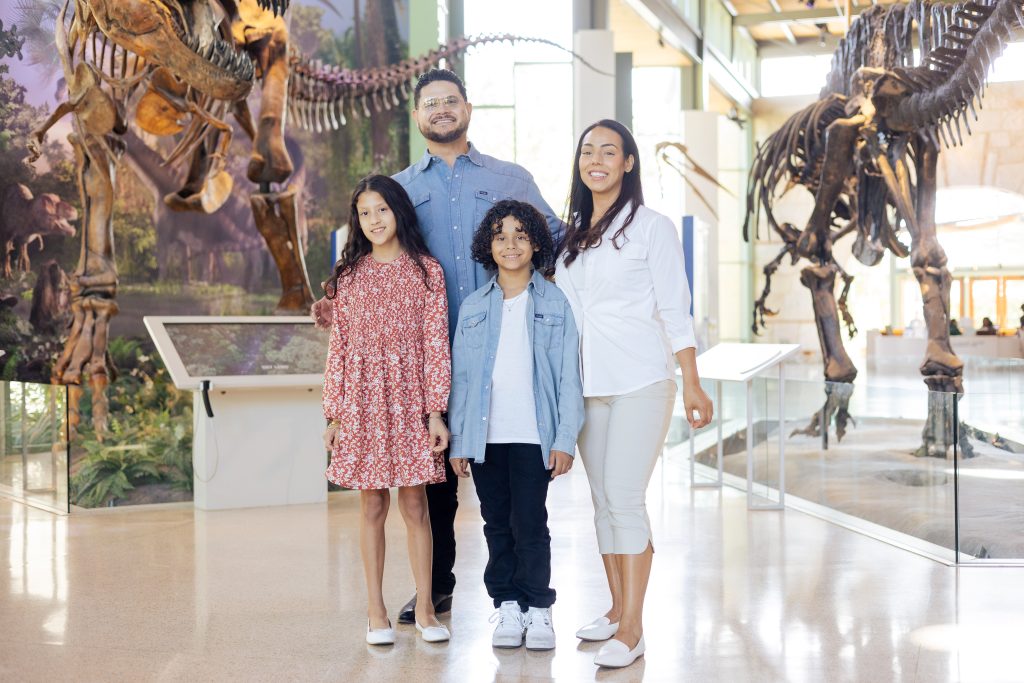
421;119;469;144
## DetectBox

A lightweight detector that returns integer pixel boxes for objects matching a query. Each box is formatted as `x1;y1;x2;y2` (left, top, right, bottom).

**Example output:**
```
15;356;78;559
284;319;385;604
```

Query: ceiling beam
733;5;870;27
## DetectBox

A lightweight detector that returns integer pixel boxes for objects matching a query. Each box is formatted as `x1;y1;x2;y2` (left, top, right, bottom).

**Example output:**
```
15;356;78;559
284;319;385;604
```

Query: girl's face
491;216;535;274
355;190;398;248
578;126;635;200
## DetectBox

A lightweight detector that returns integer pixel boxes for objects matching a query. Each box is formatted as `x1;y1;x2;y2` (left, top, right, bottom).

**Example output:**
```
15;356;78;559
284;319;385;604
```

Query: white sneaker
524;606;555;650
489;600;525;648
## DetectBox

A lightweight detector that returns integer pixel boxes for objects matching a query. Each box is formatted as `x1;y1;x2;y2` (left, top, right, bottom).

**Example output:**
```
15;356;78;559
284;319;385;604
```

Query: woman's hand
451;458;471;478
428;413;449;454
323;422;340;451
548;450;573;479
683;381;713;429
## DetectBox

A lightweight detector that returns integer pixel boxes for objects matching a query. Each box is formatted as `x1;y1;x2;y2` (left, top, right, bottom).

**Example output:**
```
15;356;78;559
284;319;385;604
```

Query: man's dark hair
413;68;468;106
471;200;555;272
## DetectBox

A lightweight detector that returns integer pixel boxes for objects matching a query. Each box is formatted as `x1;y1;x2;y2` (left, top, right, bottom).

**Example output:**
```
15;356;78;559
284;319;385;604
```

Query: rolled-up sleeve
647;216;697;353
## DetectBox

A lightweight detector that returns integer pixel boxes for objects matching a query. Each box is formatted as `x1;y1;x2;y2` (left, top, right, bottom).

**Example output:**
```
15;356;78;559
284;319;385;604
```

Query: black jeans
470;443;556;609
427;454;458;594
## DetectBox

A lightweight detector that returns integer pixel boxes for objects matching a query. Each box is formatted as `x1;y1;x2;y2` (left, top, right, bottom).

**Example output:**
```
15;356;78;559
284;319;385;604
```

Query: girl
322;174;452;645
554;120;714;668
448;200;583;651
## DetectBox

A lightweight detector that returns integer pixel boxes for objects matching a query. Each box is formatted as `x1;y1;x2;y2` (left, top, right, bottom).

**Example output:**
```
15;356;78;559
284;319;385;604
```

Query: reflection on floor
2;457;1024;682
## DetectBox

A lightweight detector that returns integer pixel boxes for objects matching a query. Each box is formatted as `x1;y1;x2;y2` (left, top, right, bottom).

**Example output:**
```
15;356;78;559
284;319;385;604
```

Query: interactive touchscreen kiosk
146;316;328;510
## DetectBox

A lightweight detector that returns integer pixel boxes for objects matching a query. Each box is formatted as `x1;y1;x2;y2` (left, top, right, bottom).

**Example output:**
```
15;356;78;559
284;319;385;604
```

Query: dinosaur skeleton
25;0;591;432
744;0;1022;455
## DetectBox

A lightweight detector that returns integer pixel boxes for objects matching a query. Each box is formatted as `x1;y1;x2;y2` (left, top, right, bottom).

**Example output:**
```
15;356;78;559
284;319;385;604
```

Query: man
312;68;562;623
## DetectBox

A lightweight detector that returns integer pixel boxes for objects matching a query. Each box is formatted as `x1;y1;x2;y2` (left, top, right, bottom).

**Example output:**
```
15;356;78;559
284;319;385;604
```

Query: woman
554;120;713;668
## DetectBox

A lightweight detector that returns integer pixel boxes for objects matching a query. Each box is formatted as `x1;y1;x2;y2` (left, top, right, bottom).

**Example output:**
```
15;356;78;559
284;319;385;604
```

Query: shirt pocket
410;190;432;235
615;241;650;287
460;310;488;348
473;189;510;232
532;312;564;350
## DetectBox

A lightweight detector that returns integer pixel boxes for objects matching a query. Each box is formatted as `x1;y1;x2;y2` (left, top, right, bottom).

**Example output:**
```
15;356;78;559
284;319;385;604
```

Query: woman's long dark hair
324;175;433;298
559;119;644;267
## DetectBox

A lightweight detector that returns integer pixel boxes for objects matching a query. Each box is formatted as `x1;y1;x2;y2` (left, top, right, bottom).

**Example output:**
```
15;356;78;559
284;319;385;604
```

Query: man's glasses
419;95;462;112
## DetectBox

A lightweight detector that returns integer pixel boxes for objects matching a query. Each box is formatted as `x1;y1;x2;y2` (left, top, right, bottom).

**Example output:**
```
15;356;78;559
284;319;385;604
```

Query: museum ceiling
728;0;904;47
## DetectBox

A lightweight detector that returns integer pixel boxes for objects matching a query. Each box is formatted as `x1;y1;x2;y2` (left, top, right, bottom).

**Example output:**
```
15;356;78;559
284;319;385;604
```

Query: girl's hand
451;458;471;478
323;422;340;451
683;382;714;429
548;450;573;479
428;414;449;454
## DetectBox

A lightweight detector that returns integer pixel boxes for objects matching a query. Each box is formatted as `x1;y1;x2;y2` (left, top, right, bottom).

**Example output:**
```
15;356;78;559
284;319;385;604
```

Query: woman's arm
675;346;713;428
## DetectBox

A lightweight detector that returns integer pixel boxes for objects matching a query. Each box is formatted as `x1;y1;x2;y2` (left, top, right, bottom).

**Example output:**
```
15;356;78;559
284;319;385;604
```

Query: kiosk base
193;387;327;510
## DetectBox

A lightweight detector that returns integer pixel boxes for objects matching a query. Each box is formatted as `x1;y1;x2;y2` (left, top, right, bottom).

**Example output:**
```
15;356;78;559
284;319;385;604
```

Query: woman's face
578;126;635;201
355;190;398;247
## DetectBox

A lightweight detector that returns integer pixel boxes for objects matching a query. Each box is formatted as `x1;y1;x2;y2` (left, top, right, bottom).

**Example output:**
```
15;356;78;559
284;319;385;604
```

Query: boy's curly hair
470;199;556;272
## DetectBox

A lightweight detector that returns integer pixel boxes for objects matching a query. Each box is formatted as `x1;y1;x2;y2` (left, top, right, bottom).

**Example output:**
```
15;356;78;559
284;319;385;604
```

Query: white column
573;30;616;141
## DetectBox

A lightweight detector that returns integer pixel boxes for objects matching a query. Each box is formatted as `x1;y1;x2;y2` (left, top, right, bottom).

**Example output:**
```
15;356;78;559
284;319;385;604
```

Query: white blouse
554;204;697;397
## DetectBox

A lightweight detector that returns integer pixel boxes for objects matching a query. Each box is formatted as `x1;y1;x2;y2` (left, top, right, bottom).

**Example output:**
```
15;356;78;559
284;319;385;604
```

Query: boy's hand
451;458;471;478
548;449;573;479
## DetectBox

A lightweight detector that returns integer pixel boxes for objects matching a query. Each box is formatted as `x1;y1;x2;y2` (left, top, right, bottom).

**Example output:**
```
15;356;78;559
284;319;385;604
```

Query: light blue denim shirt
393;143;564;340
448;270;584;468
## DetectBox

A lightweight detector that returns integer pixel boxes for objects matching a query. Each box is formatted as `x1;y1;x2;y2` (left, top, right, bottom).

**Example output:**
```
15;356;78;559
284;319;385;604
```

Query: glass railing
0;380;69;514
671;358;1024;565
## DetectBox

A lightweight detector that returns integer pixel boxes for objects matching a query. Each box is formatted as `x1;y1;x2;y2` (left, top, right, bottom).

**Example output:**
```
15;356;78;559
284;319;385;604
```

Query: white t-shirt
486;290;541;445
555;204;697;397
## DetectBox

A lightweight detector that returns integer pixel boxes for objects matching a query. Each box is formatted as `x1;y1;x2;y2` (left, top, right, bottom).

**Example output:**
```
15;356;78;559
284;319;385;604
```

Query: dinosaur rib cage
824;0;1024;147
285;34;596;132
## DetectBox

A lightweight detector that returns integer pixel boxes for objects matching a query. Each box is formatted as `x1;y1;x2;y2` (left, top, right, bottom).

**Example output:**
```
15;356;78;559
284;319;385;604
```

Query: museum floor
2;455;1023;683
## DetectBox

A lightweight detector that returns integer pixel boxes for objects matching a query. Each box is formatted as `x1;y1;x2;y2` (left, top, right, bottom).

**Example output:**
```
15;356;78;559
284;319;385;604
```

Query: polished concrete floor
3;454;1024;683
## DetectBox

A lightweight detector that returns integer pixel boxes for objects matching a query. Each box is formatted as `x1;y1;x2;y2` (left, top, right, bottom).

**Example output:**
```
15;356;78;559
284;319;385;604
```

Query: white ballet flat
365;619;395;646
594;635;645;668
416;620;451;643
575;615;619;641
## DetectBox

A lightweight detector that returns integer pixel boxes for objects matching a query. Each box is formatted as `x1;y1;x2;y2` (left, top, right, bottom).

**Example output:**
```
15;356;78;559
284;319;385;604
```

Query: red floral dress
322;253;451;489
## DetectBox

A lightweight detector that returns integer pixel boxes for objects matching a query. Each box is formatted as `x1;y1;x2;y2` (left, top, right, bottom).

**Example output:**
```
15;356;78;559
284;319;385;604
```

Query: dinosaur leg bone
250;186;313;312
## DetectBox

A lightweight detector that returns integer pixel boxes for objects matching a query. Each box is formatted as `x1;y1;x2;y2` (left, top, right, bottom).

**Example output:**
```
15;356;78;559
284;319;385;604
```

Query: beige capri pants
577;378;676;555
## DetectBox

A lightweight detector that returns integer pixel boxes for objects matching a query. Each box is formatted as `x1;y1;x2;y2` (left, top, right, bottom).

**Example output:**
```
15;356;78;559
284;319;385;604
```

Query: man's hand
548;449;573;479
311;295;333;330
451;457;471;478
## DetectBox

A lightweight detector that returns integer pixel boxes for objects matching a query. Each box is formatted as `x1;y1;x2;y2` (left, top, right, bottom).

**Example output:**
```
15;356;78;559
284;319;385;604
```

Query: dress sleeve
647;214;697;353
322;293;347;420
422;260;451;413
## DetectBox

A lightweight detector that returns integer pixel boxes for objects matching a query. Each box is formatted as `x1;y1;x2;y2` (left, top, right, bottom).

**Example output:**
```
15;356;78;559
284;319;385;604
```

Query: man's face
413;81;472;145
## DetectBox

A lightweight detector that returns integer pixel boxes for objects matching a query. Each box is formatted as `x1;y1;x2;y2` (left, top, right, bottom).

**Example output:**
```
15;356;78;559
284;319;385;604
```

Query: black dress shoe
397;592;454;624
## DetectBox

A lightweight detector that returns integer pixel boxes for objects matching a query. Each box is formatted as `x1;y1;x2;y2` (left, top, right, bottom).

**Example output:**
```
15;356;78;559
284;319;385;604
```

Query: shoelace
526;610;551;629
489;606;521;628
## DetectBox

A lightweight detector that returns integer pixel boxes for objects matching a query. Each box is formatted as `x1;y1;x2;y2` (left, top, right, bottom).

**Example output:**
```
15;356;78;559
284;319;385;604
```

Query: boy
448;200;583;650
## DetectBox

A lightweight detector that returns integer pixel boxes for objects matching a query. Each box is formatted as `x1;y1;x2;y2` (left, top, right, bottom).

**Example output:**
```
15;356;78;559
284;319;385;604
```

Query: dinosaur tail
285;34;612;132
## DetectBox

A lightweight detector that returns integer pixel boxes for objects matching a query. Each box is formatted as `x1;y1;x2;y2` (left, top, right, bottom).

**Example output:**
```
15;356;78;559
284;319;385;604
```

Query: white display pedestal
144;316;329;511
193;387;327;510
688;343;800;510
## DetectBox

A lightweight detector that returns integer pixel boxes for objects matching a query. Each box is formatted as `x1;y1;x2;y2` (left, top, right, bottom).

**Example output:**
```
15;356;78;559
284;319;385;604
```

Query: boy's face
491;216;535;274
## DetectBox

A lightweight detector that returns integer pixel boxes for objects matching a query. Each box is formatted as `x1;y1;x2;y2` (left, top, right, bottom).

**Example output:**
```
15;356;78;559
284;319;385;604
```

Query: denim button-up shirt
448;271;584;467
393;143;564;340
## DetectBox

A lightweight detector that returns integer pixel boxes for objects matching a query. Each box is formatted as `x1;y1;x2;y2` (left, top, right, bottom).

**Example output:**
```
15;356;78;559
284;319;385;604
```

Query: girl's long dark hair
559;119;643;267
324;175;433;298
